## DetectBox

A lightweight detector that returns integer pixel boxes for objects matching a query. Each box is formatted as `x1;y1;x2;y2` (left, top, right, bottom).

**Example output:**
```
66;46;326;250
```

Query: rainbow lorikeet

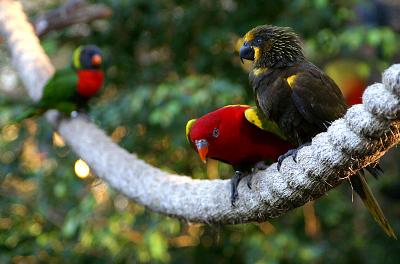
14;45;104;121
239;25;396;238
186;105;292;205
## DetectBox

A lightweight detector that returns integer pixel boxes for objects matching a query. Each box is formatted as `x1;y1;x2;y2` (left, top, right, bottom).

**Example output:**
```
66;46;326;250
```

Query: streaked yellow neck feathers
243;32;254;42
252;67;268;76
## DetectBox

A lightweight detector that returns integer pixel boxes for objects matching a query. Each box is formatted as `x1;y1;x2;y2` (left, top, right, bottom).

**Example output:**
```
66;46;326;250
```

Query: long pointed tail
11;107;42;124
350;171;397;238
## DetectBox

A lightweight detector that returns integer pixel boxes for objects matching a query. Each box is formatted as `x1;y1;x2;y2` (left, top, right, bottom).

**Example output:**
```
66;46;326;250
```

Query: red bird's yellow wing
244;107;287;140
186;119;196;142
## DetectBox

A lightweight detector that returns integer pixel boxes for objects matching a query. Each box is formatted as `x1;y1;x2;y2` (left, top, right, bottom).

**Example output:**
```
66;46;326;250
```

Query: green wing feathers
7;68;78;124
39;68;78;109
350;173;397;238
244;107;287;140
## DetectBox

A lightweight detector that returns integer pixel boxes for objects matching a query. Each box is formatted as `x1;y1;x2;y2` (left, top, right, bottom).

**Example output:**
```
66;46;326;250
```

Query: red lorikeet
186;105;292;205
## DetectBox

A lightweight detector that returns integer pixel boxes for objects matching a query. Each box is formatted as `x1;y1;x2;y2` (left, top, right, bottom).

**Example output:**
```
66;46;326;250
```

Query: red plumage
188;105;293;168
77;70;104;97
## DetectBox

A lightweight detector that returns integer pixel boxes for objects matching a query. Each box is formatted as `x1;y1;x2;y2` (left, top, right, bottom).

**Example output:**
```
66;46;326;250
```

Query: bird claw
277;149;298;171
70;111;79;119
70;111;91;121
231;191;238;207
254;161;269;171
247;161;268;189
292;149;299;162
294;142;311;160
230;171;246;206
246;175;253;190
276;142;311;171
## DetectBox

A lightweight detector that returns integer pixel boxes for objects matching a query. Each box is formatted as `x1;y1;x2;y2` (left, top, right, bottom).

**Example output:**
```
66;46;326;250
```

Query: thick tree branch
0;1;399;224
34;0;112;37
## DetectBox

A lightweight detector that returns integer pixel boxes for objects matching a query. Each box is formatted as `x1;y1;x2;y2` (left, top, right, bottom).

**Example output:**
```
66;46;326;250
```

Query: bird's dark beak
195;139;208;164
239;42;254;64
91;54;102;66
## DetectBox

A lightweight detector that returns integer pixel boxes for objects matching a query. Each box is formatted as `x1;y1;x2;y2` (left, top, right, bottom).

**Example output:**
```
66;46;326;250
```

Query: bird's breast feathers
77;70;104;97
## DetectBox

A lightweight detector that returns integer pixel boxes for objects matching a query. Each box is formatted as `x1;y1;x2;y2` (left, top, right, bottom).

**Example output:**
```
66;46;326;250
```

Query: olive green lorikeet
14;45;104;121
239;25;396;238
186;105;292;205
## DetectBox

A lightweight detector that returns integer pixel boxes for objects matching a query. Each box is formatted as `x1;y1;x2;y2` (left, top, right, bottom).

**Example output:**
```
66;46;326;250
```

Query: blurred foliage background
0;0;400;263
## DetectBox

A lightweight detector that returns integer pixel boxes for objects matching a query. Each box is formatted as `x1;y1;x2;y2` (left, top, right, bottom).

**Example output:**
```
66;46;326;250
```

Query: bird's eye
255;38;262;44
212;128;219;138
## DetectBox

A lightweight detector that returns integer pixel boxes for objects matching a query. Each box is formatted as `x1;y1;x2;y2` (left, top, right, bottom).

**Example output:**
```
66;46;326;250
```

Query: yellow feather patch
244;107;287;140
252;67;267;76
185;119;196;142
73;46;82;69
254;47;260;61
243;32;254;42
286;74;297;88
244;108;263;129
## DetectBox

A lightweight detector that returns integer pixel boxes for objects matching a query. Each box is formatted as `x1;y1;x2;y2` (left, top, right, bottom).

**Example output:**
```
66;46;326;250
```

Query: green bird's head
72;45;103;70
239;25;304;68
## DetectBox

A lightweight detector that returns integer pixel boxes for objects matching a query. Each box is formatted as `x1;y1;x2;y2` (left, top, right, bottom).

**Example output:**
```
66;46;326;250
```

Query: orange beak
91;54;102;66
195;139;208;164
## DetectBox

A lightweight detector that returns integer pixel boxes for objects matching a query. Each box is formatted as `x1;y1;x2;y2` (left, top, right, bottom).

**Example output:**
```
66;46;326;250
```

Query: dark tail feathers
365;163;384;179
350;170;397;239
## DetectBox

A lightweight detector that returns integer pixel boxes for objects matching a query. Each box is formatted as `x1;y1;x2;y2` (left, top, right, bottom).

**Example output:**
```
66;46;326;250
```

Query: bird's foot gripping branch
0;1;399;226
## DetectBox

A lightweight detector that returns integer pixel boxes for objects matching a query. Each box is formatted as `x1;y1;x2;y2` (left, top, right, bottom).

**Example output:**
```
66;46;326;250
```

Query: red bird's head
186;110;223;163
186;105;293;167
186;106;251;164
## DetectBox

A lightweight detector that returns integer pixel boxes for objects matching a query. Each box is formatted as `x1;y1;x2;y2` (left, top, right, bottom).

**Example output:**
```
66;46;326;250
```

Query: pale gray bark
0;0;399;224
